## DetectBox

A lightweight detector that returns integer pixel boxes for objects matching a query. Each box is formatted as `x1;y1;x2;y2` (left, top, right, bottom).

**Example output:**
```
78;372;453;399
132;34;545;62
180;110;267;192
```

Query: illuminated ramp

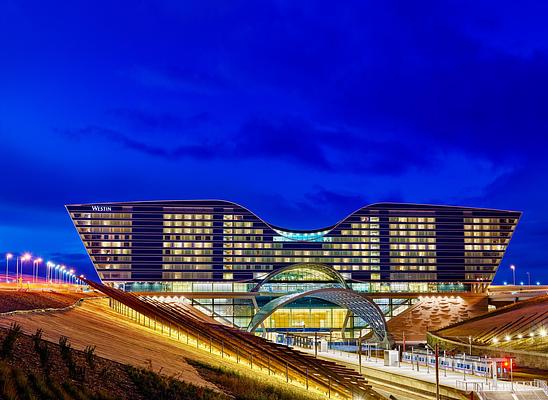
84;280;381;400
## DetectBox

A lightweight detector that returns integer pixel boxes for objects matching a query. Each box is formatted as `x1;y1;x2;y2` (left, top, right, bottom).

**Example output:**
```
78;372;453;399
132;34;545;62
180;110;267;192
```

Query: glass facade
66;200;520;336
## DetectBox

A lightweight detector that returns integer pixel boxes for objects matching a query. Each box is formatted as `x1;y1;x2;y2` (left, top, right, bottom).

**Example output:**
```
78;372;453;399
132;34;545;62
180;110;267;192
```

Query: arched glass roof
247;288;389;344
250;263;349;292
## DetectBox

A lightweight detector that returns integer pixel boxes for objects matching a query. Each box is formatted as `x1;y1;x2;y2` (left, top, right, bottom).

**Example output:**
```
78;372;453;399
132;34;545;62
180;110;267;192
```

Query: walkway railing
85;279;378;400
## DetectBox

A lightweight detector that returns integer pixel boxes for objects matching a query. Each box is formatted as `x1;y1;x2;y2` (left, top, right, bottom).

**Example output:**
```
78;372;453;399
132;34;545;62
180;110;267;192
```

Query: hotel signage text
91;205;112;212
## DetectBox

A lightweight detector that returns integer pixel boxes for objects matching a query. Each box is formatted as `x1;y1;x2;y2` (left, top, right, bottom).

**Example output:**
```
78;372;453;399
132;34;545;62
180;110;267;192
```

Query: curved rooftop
250;262;349;292
247;288;390;345
66;199;521;237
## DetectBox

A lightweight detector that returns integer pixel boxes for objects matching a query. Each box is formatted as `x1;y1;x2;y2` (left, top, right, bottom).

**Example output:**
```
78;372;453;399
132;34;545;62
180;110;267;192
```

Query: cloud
62;117;436;176
248;186;404;230
108;108;213;133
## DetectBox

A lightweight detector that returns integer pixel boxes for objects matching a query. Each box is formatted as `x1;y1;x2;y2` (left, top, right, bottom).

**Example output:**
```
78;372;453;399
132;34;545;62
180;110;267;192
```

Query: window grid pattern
67;201;520;290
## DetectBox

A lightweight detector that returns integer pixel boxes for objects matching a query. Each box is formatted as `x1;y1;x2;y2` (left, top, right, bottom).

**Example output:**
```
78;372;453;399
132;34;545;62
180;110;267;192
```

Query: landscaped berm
0;290;379;399
430;294;548;369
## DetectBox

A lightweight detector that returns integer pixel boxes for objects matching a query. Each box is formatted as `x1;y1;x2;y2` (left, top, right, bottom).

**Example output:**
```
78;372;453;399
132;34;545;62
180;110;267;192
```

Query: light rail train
402;350;514;379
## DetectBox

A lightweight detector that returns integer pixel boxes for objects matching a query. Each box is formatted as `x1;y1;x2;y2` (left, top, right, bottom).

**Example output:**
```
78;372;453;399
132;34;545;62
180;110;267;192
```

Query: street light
19;253;31;283
510;265;516;286
5;253;13;283
526;272;531;286
33;258;42;283
46;261;54;282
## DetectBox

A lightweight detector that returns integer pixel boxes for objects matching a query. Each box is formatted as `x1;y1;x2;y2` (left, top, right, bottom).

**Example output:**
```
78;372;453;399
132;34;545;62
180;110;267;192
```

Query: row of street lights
4;252;85;285
505;264;541;286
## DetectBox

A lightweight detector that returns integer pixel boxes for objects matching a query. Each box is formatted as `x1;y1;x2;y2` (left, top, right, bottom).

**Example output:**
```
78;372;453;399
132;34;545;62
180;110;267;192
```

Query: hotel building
66;200;520;338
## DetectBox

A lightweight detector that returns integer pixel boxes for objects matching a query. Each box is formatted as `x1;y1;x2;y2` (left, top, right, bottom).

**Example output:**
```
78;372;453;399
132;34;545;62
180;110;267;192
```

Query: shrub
31;328;43;352
57;335;87;382
46;380;72;400
84;345;96;369
1;322;22;359
69;364;87;382
62;380;91;400
28;372;56;400
126;365;225;400
11;367;36;400
188;359;320;400
37;341;51;372
0;361;18;400
59;336;72;361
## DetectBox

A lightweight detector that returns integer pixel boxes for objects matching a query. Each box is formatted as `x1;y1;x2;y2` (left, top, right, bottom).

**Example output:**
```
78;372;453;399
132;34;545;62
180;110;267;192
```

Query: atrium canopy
247;288;390;345
251;262;349;292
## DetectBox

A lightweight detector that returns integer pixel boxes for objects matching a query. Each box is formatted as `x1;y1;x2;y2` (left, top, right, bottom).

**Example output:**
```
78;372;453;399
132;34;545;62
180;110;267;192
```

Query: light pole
463;353;467;381
526;272;531;286
46;262;53;283
510;265;516;286
33;258;42;283
468;336;472;356
19;253;31;284
435;343;440;400
5;253;13;283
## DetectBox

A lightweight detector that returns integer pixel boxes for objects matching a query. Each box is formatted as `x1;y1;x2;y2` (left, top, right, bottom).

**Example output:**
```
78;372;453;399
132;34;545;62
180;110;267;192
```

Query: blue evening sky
1;1;547;283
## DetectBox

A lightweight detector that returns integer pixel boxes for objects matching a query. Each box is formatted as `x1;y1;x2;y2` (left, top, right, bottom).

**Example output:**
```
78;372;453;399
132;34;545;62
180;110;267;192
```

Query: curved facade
66;200;521;293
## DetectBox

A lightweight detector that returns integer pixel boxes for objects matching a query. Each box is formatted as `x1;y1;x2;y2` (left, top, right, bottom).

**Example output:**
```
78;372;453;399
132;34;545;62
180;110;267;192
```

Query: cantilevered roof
247;288;389;344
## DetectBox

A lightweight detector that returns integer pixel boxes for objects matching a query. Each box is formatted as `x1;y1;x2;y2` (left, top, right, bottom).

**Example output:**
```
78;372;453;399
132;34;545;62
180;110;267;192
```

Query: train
402;350;514;379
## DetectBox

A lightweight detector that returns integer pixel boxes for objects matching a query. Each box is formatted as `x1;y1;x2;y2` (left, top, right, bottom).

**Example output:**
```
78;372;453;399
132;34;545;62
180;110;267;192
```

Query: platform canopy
247;287;390;345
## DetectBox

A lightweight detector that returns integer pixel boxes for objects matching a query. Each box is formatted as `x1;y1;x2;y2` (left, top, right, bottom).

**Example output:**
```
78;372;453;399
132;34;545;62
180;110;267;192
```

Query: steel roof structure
247;287;390;345
250;263;349;292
